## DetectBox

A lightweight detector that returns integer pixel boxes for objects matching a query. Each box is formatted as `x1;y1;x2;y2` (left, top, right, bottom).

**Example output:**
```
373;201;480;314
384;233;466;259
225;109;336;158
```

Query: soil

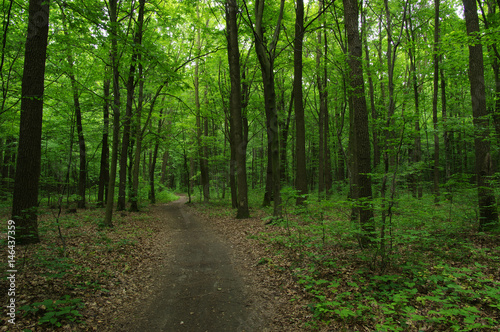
112;196;303;332
0;195;307;331
116;196;260;331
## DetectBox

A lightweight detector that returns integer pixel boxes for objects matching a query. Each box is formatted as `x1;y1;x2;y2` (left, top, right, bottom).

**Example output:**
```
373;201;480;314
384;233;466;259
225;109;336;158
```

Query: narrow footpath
124;197;262;332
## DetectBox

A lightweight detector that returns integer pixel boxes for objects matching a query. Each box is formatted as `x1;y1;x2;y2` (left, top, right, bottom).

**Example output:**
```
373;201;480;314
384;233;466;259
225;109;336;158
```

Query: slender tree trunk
463;0;499;231
406;8;423;199
322;15;332;195
195;10;210;202
150;105;165;205
59;4;87;209
97;68;110;207
253;0;284;217
104;0;121;228
161;151;168;185
118;0;144;211
441;67;450;183
294;0;307;205
343;0;375;247
228;115;238;208
362;8;379;169
226;0;249;218
432;0;440;203
129;60;144;212
72;67;87;210
11;0;50;244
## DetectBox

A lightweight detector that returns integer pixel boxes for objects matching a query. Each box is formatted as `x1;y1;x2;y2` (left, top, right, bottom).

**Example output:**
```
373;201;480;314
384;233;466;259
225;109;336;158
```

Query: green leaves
19;295;85;327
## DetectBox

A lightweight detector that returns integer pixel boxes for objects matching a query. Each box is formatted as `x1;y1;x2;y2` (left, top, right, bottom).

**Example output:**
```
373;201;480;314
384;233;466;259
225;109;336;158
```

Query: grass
0;187;173;330
196;184;500;331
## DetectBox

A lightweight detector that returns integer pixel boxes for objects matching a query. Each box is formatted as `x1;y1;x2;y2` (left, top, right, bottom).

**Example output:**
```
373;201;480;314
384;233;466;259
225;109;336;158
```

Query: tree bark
97;68;110;207
59;3;87;209
129;58;144;212
405;8;423;199
104;0;121;228
252;0;284;217
226;0;250;218
432;0;440;203
294;0;307;205
463;0;499;231
11;0;50;244
343;0;375;247
118;0;145;211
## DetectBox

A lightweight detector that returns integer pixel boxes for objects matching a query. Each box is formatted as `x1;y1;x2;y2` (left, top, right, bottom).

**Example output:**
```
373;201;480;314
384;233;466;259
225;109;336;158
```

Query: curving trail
126;196;258;332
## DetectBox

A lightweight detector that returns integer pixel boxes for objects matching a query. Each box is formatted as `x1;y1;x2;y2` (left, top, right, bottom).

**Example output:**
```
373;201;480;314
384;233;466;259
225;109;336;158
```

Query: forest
1;0;500;330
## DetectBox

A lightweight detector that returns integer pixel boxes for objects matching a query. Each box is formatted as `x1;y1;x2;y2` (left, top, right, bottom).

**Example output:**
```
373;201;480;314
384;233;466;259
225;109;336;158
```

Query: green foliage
247;185;500;331
18;295;85;327
156;189;179;203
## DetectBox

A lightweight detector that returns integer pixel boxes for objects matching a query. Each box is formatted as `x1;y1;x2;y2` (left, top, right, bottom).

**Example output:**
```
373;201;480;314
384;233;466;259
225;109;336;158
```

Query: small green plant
19;295;85;327
156;189;179;203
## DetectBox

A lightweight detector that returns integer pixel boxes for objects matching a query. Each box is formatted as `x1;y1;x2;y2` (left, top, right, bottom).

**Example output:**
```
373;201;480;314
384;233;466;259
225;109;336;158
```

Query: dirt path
123;197;263;332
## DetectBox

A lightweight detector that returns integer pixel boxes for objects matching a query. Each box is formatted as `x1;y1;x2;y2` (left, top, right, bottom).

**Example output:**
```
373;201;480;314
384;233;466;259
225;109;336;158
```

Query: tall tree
462;0;498;231
245;0;285;217
195;6;210;202
432;0;440;203
11;0;50;244
118;0;145;211
58;2;87;209
294;0;307;205
343;0;375;247
103;0;121;227
226;0;250;218
405;4;423;199
128;0;146;212
97;66;111;207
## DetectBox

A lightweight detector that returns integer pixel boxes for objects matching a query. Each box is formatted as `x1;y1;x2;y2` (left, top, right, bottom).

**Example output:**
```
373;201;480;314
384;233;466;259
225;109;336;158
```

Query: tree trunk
463;0;499;231
195;11;210;203
129;59;144;212
253;0;285;217
362;8;379;169
406;8;423;199
97;69;110;207
118;0;145;211
11;0;50;244
432;0;440;203
343;0;375;247
228;115;238;208
150;105;165;205
161;151;168;185
294;0;307;206
59;3;86;209
103;0;121;228
226;0;249;218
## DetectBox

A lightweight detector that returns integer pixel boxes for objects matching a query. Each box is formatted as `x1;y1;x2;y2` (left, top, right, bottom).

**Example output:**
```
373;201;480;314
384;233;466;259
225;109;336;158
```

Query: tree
462;0;498;231
432;0;440;203
11;0;50;244
58;1;87;209
226;0;250;219
195;5;210;203
103;0;121;228
246;0;285;217
117;0;145;211
342;0;374;246
97;67;111;207
294;0;307;206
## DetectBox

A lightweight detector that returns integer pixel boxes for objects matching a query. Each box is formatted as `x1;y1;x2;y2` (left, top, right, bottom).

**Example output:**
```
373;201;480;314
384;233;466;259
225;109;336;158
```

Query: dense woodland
2;0;500;330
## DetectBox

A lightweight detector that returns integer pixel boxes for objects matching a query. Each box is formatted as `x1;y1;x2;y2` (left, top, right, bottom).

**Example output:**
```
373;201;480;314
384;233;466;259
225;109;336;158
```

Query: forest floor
2;192;499;331
0;196;308;331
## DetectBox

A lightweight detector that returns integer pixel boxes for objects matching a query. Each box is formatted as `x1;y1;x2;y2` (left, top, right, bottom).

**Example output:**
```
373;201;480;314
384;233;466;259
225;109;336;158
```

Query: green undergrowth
156;187;180;203
198;186;500;331
0;200;159;330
